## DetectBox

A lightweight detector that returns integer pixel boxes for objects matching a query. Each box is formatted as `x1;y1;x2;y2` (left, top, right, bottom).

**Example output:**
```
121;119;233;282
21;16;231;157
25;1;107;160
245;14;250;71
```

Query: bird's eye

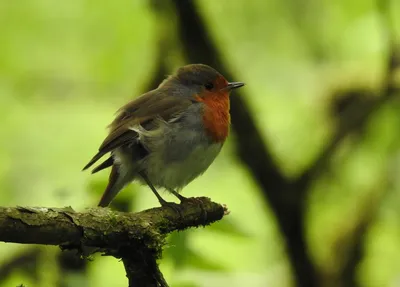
204;82;214;90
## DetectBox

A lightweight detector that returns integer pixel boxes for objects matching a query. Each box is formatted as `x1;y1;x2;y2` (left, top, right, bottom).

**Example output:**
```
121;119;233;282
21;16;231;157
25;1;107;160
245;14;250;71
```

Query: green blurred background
0;0;400;286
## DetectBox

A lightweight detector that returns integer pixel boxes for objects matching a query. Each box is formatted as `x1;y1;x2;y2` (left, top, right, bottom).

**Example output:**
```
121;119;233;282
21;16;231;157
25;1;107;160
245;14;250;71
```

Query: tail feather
82;152;105;171
92;157;113;174
98;165;127;207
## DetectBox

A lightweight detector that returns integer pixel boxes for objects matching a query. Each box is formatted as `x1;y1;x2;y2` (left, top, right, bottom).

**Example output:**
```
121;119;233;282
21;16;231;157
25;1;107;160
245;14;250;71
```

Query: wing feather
83;88;193;171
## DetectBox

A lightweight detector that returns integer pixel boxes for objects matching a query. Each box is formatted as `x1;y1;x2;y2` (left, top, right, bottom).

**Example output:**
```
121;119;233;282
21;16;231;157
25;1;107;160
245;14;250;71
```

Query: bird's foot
159;199;184;219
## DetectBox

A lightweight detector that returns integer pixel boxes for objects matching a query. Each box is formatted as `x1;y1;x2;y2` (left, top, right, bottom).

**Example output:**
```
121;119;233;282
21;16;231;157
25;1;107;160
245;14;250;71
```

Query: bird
83;64;245;208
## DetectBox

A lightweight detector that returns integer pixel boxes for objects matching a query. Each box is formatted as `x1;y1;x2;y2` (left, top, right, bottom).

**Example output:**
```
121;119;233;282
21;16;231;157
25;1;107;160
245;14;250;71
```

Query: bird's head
164;64;244;100
164;64;245;142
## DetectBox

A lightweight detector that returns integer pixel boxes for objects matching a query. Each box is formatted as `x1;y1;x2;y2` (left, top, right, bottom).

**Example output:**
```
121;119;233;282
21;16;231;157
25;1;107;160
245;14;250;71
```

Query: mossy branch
0;197;227;287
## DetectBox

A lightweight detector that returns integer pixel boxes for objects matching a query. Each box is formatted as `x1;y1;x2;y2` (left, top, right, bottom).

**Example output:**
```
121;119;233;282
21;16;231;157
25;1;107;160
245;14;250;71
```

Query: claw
159;199;184;219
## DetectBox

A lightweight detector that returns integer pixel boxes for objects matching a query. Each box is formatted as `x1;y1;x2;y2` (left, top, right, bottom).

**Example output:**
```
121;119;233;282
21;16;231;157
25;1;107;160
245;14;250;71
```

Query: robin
83;64;245;208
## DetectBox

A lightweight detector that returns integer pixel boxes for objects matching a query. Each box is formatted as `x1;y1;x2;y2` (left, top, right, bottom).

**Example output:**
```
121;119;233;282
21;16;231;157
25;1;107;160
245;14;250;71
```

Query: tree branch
0;248;41;283
0;197;226;287
295;0;400;192
170;1;317;286
171;0;288;194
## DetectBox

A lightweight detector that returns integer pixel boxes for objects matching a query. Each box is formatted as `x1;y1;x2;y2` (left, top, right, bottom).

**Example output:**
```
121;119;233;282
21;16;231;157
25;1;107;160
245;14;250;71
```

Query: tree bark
0;197;226;287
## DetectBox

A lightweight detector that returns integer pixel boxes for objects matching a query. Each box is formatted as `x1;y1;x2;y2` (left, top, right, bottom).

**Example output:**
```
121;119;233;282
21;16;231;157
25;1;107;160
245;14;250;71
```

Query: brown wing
82;89;193;171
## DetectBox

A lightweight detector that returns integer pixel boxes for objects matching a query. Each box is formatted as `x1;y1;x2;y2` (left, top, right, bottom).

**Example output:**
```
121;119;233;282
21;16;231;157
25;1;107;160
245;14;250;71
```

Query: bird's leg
168;189;188;202
138;172;182;217
139;171;168;205
168;189;207;223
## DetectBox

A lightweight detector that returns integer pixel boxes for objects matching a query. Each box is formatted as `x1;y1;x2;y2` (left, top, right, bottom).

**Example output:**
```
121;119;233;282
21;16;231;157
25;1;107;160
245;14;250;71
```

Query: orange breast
196;92;230;143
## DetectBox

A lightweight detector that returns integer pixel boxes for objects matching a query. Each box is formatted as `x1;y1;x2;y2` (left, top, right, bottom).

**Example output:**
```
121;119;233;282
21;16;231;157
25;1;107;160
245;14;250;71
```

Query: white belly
114;105;226;192
142;142;222;191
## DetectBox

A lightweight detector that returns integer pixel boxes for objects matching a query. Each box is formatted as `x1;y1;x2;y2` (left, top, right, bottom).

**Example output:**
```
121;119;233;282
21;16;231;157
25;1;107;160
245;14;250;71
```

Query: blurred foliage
0;0;399;287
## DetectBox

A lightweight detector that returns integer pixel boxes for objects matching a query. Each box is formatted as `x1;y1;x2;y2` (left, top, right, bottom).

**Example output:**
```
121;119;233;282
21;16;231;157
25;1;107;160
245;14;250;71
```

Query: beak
226;82;245;91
